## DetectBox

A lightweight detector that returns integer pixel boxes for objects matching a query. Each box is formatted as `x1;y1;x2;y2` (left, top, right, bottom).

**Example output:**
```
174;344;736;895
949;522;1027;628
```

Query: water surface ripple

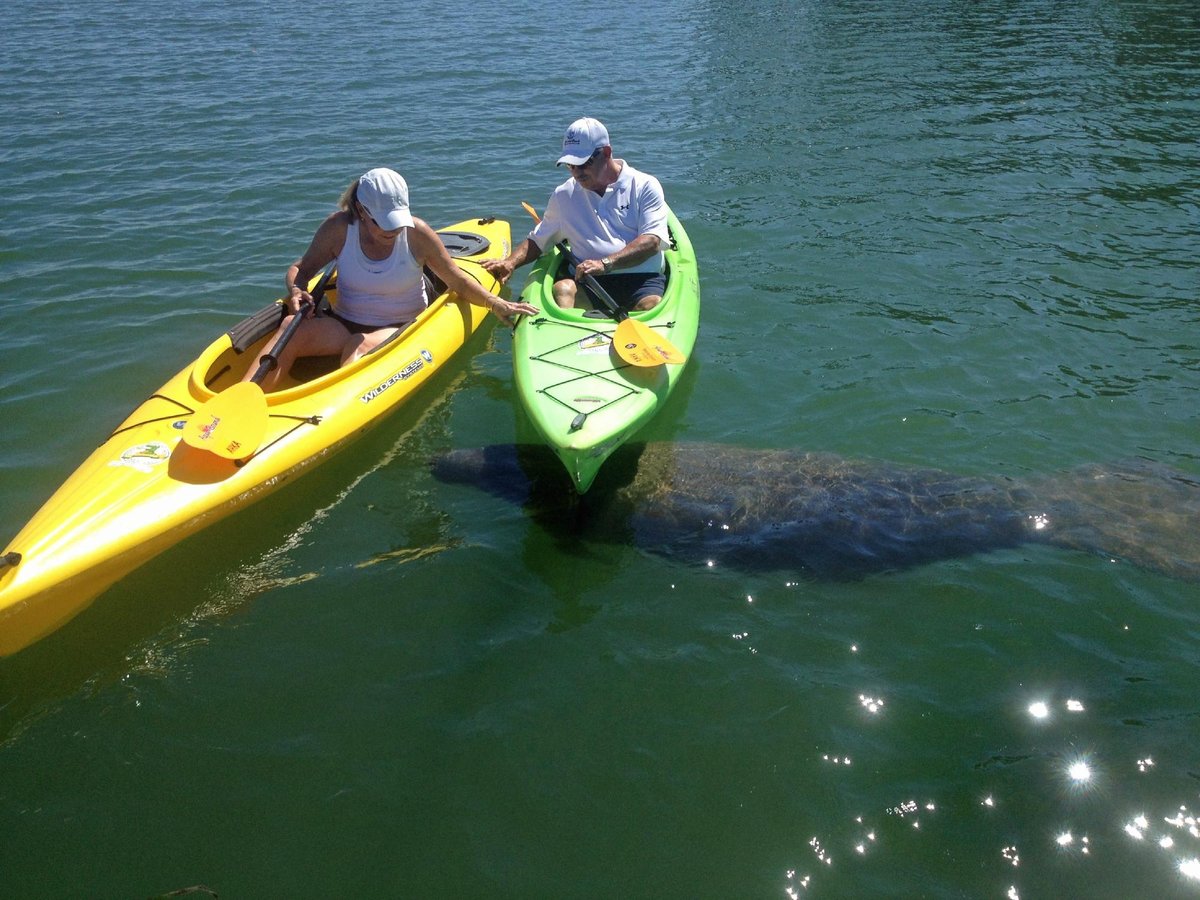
1;1;1198;896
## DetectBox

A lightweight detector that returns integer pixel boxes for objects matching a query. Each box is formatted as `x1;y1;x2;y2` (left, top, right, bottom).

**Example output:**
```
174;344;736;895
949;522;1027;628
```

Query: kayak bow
0;217;512;656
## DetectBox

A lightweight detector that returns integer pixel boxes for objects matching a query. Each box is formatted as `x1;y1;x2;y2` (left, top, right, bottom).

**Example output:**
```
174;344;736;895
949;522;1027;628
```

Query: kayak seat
424;269;446;304
228;302;286;353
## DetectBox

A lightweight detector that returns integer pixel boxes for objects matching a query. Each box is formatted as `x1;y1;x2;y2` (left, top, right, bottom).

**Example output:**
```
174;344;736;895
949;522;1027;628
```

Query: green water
2;1;1198;896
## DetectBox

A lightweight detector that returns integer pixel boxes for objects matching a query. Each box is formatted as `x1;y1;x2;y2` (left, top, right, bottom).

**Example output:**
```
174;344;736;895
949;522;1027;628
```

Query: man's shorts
596;272;667;308
556;262;666;309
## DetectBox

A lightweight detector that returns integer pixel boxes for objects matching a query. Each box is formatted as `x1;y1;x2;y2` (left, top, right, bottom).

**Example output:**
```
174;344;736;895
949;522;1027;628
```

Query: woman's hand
286;285;313;315
490;297;539;326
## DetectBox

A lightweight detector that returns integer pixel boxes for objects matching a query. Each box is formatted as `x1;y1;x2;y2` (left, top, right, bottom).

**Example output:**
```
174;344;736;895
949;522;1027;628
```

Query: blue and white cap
556;117;610;166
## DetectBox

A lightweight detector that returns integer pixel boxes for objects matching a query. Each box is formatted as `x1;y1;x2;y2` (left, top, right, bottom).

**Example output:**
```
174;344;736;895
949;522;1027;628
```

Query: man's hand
480;257;517;285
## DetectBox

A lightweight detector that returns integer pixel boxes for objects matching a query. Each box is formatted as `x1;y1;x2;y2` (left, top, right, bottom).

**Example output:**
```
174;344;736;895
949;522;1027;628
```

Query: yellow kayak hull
0;217;511;656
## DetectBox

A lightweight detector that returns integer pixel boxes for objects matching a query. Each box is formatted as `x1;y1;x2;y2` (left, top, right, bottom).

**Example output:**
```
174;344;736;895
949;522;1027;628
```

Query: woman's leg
339;324;404;365
244;314;351;389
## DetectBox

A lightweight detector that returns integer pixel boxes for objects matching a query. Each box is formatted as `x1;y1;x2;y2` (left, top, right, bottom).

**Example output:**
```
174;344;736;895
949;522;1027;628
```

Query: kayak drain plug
569;413;588;432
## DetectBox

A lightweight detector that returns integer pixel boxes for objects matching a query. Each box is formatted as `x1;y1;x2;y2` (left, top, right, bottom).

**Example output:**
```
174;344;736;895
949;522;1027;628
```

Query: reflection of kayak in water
433;442;1200;582
0;217;512;657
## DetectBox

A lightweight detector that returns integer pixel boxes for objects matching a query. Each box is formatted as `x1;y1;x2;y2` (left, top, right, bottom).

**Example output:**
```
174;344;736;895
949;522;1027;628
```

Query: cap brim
556;154;591;167
378;209;414;229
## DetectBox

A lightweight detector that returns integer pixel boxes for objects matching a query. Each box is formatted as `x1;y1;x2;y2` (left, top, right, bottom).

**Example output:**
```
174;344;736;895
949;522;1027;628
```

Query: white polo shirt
530;160;671;274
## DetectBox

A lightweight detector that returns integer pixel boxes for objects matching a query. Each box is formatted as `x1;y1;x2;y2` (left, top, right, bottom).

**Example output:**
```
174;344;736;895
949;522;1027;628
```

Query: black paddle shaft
250;303;310;383
557;242;628;322
248;263;335;383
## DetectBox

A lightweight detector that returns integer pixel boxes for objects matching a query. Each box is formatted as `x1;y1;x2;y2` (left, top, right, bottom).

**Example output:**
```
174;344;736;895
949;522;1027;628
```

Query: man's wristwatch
601;257;614;273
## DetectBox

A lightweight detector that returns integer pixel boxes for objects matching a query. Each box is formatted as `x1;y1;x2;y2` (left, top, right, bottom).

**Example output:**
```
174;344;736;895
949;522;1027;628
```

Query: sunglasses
358;201;399;232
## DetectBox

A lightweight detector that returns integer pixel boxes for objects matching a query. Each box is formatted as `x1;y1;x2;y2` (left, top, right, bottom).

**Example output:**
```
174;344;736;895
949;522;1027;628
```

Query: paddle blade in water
182;382;269;459
612;319;686;367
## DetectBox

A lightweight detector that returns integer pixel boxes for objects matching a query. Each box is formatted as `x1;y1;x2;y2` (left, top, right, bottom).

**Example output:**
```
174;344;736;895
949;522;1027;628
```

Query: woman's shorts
323;310;408;334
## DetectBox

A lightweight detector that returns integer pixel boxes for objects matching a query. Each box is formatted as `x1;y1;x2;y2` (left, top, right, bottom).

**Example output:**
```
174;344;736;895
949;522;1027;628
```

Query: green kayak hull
512;211;700;492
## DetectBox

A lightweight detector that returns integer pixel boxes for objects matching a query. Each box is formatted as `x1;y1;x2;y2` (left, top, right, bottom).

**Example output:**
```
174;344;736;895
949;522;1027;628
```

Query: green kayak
512;211;700;492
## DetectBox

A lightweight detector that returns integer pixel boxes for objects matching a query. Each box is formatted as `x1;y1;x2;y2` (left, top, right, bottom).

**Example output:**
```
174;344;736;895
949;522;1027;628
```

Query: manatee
432;442;1200;581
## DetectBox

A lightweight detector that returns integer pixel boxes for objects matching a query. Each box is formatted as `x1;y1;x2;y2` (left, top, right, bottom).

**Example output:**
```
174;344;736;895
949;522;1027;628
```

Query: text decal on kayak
360;350;434;403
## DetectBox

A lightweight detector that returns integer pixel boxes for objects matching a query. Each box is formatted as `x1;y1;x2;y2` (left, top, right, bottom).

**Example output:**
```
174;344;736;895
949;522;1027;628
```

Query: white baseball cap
556;117;610;166
357;167;413;230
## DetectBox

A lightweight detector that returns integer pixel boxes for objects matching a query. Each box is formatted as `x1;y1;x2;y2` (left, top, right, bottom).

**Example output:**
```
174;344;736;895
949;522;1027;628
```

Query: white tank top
333;221;428;327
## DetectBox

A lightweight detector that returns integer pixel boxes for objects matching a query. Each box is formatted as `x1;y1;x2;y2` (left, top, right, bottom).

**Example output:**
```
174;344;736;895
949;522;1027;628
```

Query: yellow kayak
0;217;511;656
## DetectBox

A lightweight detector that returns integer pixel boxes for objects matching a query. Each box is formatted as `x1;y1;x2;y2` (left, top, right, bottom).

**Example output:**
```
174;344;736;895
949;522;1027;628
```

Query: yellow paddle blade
521;201;541;223
612;318;687;367
182;382;269;459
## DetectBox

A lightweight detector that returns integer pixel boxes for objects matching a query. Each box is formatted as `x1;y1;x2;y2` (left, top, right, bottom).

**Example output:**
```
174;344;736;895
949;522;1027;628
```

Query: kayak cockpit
192;227;493;398
190;277;446;398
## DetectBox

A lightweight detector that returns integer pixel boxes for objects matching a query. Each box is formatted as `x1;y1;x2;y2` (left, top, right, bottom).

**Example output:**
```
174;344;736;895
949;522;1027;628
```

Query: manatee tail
1034;460;1200;581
